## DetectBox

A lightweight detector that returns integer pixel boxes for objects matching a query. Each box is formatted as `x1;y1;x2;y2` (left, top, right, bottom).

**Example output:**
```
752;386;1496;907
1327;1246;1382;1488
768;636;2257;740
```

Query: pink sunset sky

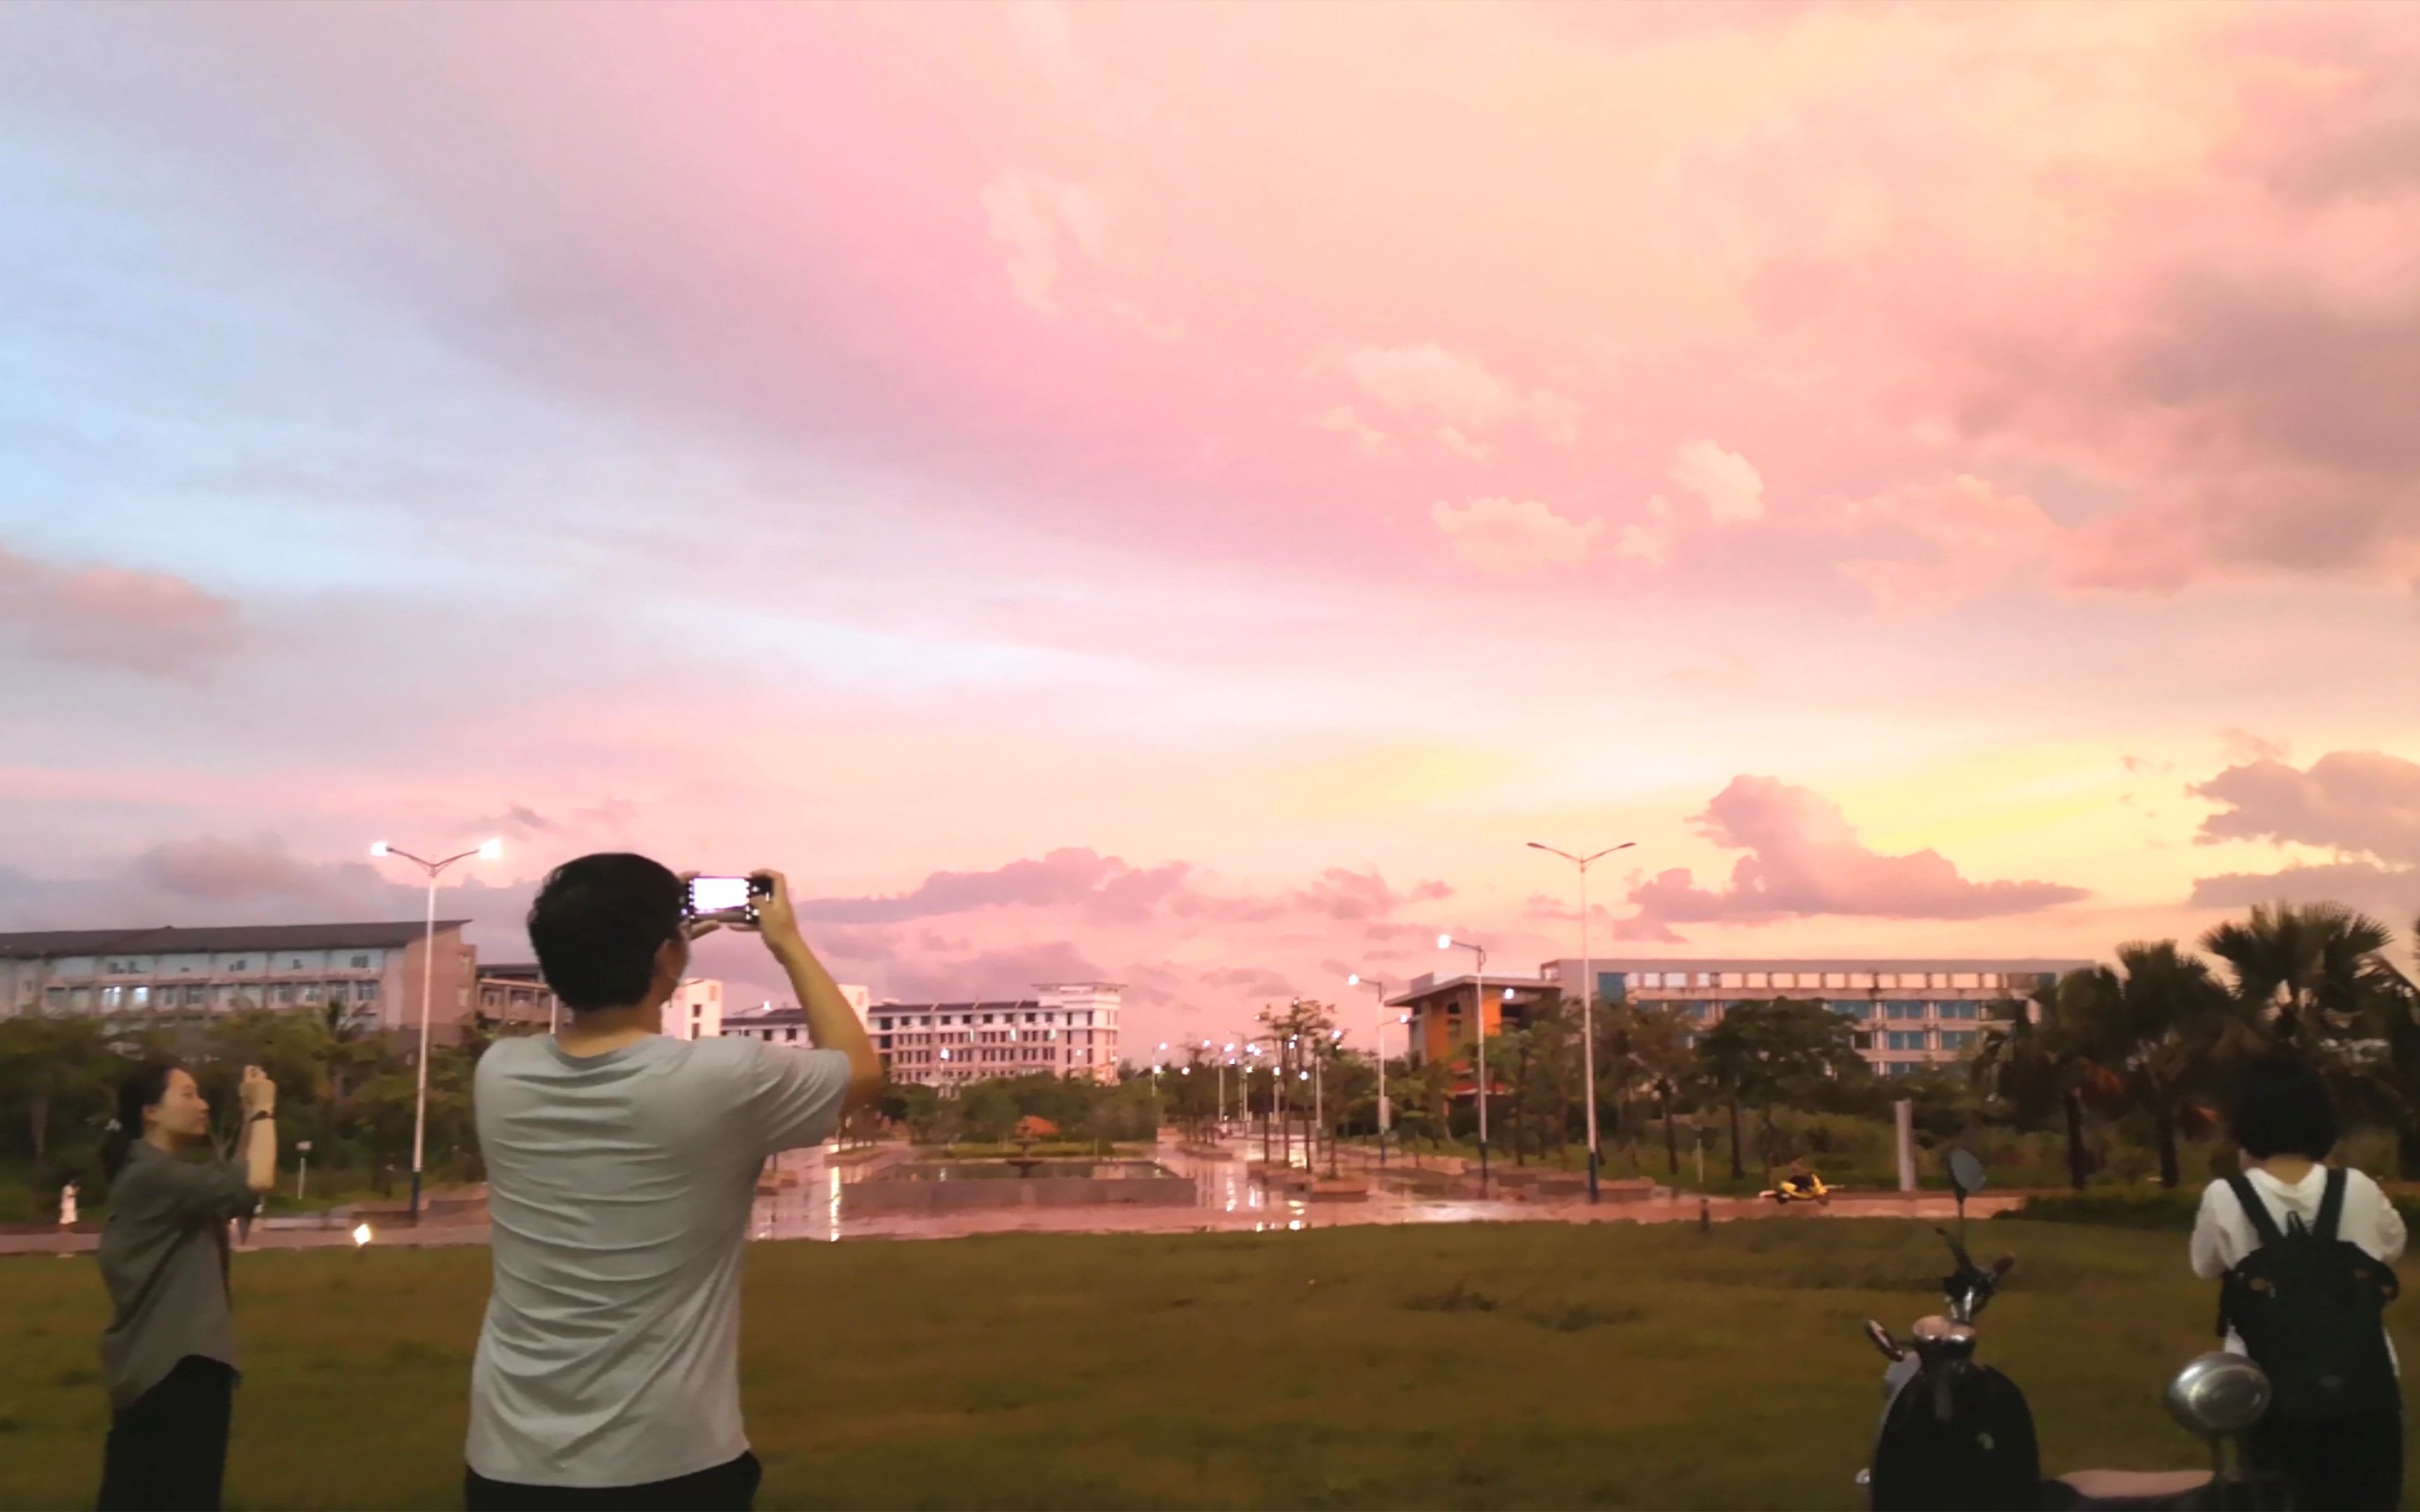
1;1;2416;1049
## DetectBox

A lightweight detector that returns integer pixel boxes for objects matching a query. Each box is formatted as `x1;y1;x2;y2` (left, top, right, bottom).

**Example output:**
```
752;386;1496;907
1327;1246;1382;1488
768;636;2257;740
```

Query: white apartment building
0;922;478;1040
1539;956;2093;1077
717;983;871;1046
872;981;1122;1089
662;977;728;1041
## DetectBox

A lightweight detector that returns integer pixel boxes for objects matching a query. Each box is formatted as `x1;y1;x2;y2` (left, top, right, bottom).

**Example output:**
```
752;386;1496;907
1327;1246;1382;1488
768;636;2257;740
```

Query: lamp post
369;836;501;1222
1347;973;1398;1166
1438;934;1490;1191
1526;840;1636;1203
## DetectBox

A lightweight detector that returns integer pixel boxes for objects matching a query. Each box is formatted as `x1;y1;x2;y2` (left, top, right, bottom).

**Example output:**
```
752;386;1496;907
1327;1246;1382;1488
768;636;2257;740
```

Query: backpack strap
2315;1167;2349;1242
2226;1172;2286;1246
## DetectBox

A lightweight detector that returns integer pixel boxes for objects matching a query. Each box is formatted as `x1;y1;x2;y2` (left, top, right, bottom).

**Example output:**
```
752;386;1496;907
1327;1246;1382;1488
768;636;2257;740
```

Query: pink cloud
2188;861;2420;920
1624;776;2090;925
2192;750;2420;864
0;544;239;676
1430;496;1602;575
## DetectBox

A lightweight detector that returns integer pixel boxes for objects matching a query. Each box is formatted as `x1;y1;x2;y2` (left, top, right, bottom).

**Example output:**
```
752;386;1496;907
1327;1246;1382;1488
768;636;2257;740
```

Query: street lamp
370;836;502;1221
1438;933;1491;1191
1527;839;1636;1203
1347;972;1397;1166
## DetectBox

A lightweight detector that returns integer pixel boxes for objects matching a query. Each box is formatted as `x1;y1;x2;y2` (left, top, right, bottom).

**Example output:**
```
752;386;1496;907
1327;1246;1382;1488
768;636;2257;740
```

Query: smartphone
685;874;770;926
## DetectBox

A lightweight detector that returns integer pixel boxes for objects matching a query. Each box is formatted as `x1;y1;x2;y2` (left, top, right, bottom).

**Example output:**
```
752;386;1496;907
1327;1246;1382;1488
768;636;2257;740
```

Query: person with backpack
2192;1051;2405;1511
94;1060;279;1511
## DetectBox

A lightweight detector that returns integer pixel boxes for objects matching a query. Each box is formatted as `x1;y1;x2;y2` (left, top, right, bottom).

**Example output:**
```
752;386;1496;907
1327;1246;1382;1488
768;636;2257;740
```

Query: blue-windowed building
1537;956;2093;1077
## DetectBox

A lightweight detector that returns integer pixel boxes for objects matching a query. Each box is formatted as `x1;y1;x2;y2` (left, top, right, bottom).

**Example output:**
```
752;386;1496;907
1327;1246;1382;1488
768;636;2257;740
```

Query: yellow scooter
1760;1170;1833;1207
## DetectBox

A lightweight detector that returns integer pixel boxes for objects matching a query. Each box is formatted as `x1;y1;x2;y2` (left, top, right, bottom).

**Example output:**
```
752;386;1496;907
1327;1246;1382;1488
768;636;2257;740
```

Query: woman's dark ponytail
102;1060;181;1180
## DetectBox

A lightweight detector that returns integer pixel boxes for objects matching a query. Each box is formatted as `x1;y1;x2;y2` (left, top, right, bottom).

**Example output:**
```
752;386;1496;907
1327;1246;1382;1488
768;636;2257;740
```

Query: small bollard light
352;1222;374;1247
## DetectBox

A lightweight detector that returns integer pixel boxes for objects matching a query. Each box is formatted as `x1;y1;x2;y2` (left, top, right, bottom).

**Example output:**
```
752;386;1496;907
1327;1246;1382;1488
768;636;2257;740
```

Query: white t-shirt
2189;1163;2407;1365
467;1034;852;1488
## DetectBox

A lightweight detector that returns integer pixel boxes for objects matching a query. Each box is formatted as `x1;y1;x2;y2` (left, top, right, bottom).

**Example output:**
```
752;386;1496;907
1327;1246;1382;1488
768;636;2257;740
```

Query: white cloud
1330;343;1580;444
1669;440;1765;524
1836;473;2063;613
1614;494;1680;566
1317;405;1391;458
1436;426;1493;461
980;172;1110;313
1431;496;1602;575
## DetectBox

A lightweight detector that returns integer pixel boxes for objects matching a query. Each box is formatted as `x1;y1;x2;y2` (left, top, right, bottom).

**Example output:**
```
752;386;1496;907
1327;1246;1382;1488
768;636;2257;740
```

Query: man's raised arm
753;870;884;1111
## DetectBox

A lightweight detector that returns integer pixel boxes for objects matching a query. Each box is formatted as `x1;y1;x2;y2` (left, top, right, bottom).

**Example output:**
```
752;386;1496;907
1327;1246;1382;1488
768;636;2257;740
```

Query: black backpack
2218;1168;2401;1423
1870;1359;2042;1512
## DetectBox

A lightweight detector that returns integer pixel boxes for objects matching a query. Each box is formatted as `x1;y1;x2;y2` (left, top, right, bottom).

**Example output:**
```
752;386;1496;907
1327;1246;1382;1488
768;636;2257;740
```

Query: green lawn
4;1220;2408;1510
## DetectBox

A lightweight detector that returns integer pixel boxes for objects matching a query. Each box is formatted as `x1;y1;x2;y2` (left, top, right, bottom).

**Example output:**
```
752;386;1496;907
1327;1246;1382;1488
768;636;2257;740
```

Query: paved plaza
1;1133;2022;1258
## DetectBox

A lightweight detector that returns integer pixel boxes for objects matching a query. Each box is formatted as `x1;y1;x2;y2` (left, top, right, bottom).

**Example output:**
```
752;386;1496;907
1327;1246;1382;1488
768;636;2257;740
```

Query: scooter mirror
1863;1318;1907;1362
2165;1352;2271;1438
1947;1147;1987;1198
1989;1254;2016;1280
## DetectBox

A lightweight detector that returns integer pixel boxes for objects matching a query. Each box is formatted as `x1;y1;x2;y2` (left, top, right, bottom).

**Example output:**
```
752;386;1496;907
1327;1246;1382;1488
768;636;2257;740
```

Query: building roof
477;962;545;981
1541;955;2095;973
0;922;471;960
872;999;1044;1013
724;1006;803;1026
1388;974;1552;1008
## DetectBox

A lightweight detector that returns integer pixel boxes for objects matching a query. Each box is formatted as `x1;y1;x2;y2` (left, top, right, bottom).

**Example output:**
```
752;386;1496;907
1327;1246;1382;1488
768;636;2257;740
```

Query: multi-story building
1538;956;2094;1077
662;977;728;1041
1386;973;1557;1072
475;963;560;1029
0;922;480;1040
872;982;1122;1088
717;983;870;1046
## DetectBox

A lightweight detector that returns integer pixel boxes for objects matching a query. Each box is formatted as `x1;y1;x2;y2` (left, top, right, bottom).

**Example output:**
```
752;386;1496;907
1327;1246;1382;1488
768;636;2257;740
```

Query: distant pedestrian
2192;1051;2404;1511
95;1062;277;1512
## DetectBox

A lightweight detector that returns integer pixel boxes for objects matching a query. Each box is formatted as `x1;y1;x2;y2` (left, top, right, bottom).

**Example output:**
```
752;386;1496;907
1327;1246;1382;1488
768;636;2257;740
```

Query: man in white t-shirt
466;855;882;1511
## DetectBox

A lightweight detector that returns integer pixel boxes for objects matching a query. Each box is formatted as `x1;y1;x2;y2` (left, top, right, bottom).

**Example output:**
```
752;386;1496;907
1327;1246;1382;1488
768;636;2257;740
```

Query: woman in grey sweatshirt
94;1061;274;1512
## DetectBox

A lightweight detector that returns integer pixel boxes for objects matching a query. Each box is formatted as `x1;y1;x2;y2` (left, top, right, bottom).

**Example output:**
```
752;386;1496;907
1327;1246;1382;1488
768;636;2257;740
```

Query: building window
1884;1002;1925;1021
352;955;371;969
1938;1030;1977;1052
356;981;380;1002
228;960;247;972
184;985;204;1007
1829;1000;1869;1019
1938;1002;1980;1021
131;986;149;1008
1886;1031;1928;1052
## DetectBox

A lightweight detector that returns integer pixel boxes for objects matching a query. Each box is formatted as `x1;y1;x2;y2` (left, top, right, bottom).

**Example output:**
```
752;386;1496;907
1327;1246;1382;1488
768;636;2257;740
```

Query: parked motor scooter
1856;1149;2288;1512
1758;1170;1833;1207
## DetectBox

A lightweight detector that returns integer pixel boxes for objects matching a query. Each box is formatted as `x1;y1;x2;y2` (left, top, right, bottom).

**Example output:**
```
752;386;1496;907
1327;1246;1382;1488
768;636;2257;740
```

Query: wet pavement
1;1135;2024;1256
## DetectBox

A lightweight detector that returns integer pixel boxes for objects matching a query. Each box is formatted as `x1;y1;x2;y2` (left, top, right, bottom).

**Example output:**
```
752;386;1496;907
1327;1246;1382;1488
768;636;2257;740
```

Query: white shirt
467;1035;851;1488
2189;1163;2406;1366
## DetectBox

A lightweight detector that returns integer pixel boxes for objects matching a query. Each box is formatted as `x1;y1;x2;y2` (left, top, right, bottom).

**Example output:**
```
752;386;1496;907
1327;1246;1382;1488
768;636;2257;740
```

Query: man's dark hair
527;853;684;1011
2230;1052;2340;1162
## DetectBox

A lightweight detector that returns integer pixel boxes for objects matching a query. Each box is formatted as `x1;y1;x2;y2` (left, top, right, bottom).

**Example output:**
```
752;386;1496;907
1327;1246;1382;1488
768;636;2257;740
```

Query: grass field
5;1219;2413;1510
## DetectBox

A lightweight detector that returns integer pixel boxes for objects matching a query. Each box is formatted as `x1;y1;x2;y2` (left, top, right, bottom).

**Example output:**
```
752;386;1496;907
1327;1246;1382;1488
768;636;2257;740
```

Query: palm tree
1973;976;2094;1191
2352;916;2420;1175
2064;941;2241;1189
1607;1002;1695;1177
2202;902;2392;1047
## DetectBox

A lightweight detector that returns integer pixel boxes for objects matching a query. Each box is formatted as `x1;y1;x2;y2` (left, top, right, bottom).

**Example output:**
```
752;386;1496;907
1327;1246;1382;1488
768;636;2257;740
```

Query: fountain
1007;1132;1045;1180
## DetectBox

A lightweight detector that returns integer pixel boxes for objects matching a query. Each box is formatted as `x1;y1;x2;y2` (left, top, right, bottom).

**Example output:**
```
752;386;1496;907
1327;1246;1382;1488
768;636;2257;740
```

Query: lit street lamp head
369;841;390;858
478;836;504;860
1436;933;1452;950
